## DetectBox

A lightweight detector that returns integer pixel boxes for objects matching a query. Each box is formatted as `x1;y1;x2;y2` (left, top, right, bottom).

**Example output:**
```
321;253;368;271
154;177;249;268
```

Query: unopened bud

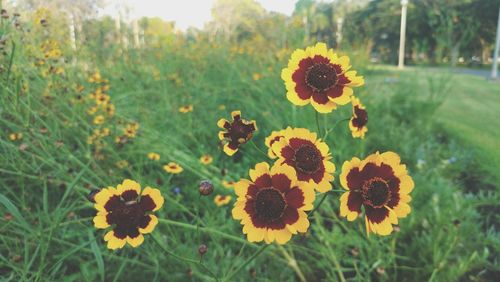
87;189;100;203
199;180;213;196
198;244;208;256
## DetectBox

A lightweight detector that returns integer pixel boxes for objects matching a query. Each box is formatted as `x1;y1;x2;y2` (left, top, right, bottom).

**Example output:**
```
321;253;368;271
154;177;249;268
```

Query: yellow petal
139;214;158;234
141;187;164;211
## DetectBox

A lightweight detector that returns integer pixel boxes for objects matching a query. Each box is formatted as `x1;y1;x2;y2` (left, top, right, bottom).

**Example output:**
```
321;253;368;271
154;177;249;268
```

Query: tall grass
1;15;498;281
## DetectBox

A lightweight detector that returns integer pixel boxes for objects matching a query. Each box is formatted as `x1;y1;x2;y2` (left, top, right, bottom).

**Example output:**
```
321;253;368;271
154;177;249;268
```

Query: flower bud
87;189;100;203
198;244;208;256
199;180;213;196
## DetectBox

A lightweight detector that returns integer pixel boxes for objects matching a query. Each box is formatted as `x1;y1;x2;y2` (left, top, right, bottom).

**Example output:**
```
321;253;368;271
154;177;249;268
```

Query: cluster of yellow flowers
90;42;414;251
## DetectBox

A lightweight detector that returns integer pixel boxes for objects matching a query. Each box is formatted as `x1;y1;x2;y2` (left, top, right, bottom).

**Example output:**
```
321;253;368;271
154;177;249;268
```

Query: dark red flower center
107;200;146;228
229;120;254;143
254;188;286;222
362;177;391;208
305;63;337;92
352;106;368;128
293;145;321;174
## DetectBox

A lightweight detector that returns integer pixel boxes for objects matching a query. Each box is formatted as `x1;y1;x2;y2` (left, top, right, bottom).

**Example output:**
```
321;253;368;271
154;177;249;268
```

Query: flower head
199;154;213;165
124;123;139;138
339;151;414;236
349;97;368;138
93;179;164;249
179;104;193;113
217;111;257;156
93;115;105;125
163;162;183;174
232;162;315;244
281;42;364;113
222;180;235;189
9;133;23;141
271;128;335;193
214;195;232;206
147;152;160;161
264;128;288;159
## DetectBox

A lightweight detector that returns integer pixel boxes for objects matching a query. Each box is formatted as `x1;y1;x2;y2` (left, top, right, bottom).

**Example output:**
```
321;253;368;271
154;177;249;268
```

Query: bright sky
101;0;298;30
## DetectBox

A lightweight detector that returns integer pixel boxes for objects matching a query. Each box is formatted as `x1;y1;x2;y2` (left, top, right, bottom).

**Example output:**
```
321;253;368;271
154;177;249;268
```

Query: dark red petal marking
281;206;299;225
138;215;152;229
285;188;305;209
281;146;295;160
113;225;128;239
312;92;329;104
346;167;364;190
294;83;313;100
127;226;140;238
288;138;312;150
121;190;138;201
337;74;351;85
271;173;291;193
254;174;272;189
140;195;157;211
222;121;231;129
246;184;260;198
104;195;122;212
347;191;363;212
326;85;343;99
365;206;389;224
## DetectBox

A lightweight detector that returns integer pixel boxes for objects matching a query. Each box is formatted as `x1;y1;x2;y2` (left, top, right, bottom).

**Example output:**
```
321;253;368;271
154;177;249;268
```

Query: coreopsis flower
9;133;23;141
339;151;414;236
264;128;289;159
271;128;335;193
252;73;261;81
104;104;115;117
147;152;160;161
199;154;213;165
163;162;183;174
95;93;110;106
349;97;368;138
93;115;105;125
93;179;164;249
214;195;232;207
87;106;98;115
179;104;193;113
232;162;315;244
281;42;364;113
124;123;139;138
116;160;129;169
217;111;257;156
222;180;235;189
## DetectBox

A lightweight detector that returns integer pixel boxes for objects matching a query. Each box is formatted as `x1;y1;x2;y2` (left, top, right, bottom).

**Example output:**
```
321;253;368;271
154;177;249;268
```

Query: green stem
158;218;253;246
249;139;268;158
152;233;218;281
323;117;350;141
315;111;322;136
223;244;270;282
308;192;329;216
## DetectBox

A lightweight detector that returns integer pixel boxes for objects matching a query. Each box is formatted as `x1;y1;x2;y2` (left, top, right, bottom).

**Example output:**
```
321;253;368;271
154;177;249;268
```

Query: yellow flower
104;104;115;117
199;154;213;165
339;151;414;236
349;97;368;139
116;160;129;169
214;195;232;207
179;104;193;113
222;180;235;189
123;123;139;138
232;162;315;244
92;179;164;249
95;93;110;106
163;162;183;174
93;115;105;125
217;111;257;156
147;152;160;161
87;106;98;115
218;104;226;111
281;42;364;113
9;133;23;141
252;73;261;81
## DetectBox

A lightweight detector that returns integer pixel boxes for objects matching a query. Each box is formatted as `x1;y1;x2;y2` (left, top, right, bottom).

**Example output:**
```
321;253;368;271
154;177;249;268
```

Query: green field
1;15;499;282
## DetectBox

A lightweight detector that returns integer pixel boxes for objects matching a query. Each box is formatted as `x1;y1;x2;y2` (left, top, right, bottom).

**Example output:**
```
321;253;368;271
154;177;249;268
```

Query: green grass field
1;22;499;282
